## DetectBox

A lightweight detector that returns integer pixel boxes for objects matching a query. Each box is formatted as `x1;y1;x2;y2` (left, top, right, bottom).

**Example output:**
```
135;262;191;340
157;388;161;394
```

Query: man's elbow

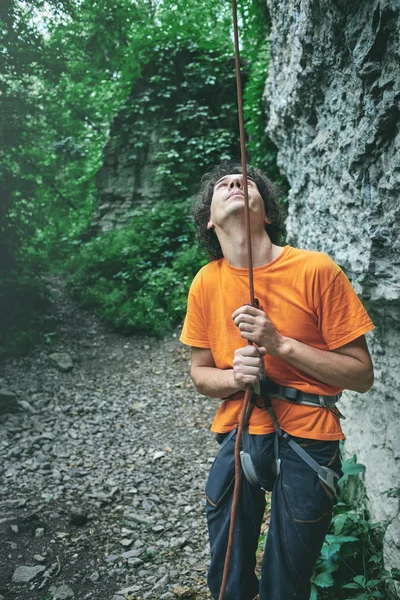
190;367;204;394
354;366;374;393
192;380;204;395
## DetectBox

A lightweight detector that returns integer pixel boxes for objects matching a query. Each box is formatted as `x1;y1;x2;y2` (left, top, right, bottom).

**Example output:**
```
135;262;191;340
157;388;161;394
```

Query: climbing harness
240;366;341;495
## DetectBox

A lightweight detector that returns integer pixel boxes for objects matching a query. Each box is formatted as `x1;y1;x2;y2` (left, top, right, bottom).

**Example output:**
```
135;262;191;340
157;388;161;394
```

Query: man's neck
217;226;282;268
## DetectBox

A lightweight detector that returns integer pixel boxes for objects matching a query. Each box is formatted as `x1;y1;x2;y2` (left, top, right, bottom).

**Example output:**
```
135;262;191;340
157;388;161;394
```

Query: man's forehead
214;174;256;185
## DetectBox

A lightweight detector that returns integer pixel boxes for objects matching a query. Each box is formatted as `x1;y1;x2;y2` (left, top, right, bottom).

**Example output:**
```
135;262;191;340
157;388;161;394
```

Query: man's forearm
190;366;241;398
276;337;373;393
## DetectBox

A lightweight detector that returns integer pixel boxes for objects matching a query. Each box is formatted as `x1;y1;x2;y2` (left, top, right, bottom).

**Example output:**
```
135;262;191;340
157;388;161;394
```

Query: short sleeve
180;285;210;348
316;269;374;350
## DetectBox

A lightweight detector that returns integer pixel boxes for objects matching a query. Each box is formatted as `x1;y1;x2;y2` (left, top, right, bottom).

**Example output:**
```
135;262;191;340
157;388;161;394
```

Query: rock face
266;0;399;584
92;45;242;233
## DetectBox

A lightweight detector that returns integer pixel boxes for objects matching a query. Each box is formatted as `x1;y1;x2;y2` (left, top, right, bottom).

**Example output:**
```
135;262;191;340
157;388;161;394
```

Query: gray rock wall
92;46;242;234
265;0;400;585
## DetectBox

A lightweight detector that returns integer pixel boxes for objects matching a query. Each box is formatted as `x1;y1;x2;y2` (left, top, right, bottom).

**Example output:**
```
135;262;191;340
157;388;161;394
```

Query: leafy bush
310;456;399;599
0;271;54;357
105;39;243;203
257;456;398;599
67;201;206;335
1;0;285;354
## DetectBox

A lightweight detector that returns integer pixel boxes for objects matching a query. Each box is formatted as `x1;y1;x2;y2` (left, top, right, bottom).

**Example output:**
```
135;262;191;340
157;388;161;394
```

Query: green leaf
333;513;347;535
340;459;366;478
325;534;359;544
365;578;383;587
309;584;318;600
368;553;382;564
315;559;338;575
313;571;334;588
321;542;341;559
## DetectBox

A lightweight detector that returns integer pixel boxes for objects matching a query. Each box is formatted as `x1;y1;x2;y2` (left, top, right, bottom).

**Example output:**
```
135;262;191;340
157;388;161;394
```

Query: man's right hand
232;345;267;389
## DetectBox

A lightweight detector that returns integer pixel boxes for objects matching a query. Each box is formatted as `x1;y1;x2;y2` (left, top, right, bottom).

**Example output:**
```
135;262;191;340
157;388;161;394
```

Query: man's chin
226;199;246;211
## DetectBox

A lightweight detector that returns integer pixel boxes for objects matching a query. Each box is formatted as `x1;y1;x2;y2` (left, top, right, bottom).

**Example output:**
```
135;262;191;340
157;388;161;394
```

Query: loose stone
33;554;46;563
12;565;46;583
170;536;188;549
121;548;142;559
52;584;76;599
35;527;45;538
127;558;143;567
49;353;74;373
0;288;216;600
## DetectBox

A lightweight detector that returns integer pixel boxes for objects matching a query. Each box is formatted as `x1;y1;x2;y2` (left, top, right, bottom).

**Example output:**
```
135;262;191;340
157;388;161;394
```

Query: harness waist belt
263;380;342;407
254;379;345;418
226;381;344;417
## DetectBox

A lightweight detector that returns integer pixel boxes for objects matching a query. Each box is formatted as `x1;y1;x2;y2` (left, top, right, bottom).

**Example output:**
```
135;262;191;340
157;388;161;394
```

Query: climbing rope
218;1;257;598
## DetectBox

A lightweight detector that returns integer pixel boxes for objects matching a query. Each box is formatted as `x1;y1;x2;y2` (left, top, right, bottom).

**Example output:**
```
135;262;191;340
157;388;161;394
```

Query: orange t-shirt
180;246;374;440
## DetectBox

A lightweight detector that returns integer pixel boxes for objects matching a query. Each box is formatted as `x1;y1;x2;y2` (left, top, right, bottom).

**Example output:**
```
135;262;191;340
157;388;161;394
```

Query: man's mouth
228;192;244;199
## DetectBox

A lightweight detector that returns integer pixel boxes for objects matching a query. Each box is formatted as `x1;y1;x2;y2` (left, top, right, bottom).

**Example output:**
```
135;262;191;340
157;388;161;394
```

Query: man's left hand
232;305;284;356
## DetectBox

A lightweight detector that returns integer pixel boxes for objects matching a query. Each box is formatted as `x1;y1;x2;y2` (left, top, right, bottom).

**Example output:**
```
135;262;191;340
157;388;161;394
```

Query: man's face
207;173;268;231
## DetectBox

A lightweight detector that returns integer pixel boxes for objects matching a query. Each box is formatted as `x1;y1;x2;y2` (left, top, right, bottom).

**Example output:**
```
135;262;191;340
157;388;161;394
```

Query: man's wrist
275;334;293;359
229;369;244;392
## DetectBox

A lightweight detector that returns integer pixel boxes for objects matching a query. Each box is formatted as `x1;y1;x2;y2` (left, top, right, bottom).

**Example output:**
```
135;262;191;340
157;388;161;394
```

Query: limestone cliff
93;45;241;233
265;0;400;586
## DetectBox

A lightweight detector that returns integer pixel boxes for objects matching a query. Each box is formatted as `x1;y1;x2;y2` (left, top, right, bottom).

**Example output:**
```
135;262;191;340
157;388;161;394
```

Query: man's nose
229;177;243;189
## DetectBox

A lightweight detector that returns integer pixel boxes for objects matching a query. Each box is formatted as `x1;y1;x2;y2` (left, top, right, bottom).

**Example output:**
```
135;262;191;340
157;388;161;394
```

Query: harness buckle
318;466;340;495
284;387;298;401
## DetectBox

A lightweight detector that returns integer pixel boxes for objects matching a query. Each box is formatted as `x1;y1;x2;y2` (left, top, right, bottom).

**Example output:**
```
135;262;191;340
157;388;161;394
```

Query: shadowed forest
1;1;399;600
1;0;281;356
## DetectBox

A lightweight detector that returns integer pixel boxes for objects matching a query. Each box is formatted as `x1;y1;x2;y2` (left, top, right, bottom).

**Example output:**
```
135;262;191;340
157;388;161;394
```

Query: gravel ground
0;279;223;600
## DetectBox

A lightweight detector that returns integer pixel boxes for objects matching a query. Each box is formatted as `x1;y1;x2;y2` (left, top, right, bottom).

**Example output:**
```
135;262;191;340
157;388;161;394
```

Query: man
180;163;374;600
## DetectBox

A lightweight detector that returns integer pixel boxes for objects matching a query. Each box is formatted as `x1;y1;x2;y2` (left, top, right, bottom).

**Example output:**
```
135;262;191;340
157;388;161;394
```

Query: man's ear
206;220;214;230
264;216;272;225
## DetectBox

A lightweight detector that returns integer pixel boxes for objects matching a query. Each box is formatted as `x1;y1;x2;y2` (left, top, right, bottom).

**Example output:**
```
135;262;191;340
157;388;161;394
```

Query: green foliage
337;456;366;485
1;0;285;352
310;456;396;600
67;201;207;335
0;270;54;357
112;39;242;200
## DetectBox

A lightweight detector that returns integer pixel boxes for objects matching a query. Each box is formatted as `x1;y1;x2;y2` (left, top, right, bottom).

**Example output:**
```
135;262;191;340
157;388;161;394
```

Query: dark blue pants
205;431;342;600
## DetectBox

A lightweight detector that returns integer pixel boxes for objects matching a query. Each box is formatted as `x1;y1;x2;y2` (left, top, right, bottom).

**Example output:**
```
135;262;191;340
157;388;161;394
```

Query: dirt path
0;278;220;600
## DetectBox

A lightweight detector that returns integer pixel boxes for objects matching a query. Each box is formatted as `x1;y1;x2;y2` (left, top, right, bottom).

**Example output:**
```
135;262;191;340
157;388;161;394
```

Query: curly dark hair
193;162;284;260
